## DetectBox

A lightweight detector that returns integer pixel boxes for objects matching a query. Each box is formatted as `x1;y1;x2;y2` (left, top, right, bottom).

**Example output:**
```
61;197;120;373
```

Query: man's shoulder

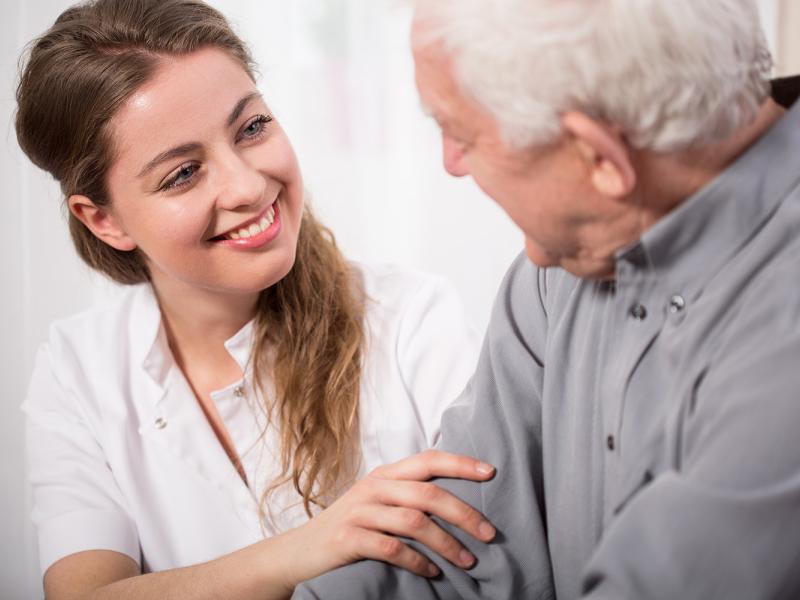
482;253;587;364
721;187;800;323
689;223;800;389
490;252;583;323
725;245;800;335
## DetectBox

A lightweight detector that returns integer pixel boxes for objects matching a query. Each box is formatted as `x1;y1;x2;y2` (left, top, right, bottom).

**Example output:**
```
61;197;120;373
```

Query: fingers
370;449;495;483
355;504;477;569
322;451;497;578
353;529;442;578
364;478;496;543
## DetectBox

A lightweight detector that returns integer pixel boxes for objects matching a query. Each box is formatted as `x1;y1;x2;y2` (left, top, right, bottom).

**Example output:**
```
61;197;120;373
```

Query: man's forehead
409;7;438;49
414;63;457;128
412;38;458;100
414;46;487;125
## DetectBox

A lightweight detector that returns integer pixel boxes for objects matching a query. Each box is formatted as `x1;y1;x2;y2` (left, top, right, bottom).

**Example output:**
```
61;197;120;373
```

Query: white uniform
22;263;480;575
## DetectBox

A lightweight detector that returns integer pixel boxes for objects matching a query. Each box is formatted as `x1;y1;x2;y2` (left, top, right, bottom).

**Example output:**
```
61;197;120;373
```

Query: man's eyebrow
137;92;265;179
418;101;452;131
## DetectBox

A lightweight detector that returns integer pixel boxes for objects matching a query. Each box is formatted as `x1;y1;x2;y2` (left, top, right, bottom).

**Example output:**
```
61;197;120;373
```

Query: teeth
223;204;278;240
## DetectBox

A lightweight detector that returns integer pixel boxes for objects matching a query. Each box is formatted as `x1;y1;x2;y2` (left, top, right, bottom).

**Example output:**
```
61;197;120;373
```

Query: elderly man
294;0;800;598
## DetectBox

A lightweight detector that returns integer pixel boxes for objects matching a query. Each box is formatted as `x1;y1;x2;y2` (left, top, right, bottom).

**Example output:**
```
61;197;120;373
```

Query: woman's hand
282;449;496;588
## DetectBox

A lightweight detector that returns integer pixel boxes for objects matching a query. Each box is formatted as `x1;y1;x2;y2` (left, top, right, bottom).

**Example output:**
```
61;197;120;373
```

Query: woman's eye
161;163;198;191
240;114;273;141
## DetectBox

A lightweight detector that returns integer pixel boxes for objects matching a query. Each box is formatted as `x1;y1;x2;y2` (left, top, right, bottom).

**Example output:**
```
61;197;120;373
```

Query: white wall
2;3;102;597
0;0;787;597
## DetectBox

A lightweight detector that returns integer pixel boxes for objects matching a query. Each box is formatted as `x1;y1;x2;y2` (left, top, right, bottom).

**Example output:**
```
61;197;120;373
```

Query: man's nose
442;134;470;177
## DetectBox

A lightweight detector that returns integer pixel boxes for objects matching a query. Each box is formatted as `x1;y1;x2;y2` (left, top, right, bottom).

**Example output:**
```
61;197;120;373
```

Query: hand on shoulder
281;449;497;587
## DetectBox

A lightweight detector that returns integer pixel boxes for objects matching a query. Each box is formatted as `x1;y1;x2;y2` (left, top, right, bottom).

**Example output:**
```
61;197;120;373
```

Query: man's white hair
414;0;773;152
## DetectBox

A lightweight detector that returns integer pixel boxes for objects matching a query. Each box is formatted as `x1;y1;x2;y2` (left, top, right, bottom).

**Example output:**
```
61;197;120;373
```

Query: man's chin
524;241;560;269
560;258;616;280
524;243;615;280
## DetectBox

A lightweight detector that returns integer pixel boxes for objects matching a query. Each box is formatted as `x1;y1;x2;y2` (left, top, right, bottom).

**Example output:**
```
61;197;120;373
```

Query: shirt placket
601;259;664;523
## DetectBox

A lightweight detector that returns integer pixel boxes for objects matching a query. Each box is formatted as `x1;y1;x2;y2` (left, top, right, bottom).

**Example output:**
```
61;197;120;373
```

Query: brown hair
16;0;364;518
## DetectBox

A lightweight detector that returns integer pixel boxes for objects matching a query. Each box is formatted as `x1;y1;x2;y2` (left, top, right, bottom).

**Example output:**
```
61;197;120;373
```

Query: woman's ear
68;195;137;251
560;111;636;199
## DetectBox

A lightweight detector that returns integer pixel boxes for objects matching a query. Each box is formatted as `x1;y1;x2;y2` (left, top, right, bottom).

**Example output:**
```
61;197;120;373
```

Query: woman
16;0;495;598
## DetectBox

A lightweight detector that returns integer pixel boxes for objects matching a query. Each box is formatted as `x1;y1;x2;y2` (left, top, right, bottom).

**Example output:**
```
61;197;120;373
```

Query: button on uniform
669;294;686;313
233;385;245;398
629;303;647;320
606;435;615;451
154;417;167;430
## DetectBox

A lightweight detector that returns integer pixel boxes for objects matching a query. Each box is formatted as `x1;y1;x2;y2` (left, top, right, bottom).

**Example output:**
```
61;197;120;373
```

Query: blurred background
1;0;797;596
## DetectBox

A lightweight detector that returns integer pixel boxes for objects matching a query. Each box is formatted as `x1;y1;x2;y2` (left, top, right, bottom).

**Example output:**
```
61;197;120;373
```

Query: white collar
130;284;255;393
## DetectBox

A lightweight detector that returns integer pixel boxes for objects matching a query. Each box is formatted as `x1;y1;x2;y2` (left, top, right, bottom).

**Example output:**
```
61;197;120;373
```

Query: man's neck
633;97;788;229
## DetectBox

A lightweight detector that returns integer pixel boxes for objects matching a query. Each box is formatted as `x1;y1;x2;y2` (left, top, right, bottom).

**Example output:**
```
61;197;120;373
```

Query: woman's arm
44;450;496;600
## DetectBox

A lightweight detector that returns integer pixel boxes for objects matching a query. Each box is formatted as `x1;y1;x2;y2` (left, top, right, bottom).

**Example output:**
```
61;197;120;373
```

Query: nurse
16;0;495;598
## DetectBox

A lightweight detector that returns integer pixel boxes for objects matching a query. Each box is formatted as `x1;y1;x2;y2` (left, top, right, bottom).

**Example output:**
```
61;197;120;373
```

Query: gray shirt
293;91;800;599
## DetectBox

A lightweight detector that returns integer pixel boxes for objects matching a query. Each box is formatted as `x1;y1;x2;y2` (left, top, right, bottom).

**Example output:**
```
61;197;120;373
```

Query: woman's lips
214;201;282;249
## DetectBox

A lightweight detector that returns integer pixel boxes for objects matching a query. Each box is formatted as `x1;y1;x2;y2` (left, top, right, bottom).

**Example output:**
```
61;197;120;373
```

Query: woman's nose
215;151;267;210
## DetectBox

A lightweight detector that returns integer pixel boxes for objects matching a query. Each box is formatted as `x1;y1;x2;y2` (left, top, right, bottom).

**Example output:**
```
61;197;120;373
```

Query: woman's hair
414;0;773;152
16;0;364;519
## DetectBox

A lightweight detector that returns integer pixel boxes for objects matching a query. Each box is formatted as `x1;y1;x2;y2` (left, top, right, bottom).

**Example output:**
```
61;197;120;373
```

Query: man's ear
68;195;137;251
561;111;636;199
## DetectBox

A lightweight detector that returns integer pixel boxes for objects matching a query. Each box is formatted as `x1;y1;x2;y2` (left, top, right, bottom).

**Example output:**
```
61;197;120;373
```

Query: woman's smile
212;198;282;249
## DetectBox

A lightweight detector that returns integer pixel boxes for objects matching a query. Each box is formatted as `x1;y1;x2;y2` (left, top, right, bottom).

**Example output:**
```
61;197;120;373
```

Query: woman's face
99;47;304;298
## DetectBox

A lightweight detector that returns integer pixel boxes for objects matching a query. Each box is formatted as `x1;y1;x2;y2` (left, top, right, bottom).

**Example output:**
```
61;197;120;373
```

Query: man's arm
293;254;555;599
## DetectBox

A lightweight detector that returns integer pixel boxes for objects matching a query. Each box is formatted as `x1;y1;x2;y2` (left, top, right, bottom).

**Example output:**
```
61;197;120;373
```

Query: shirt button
154;417;168;429
233;385;245;398
629;303;647;320
669;294;686;313
606;435;615;451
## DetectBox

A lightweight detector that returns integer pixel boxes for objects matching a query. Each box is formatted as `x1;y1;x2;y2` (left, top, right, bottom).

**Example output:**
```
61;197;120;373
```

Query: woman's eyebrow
137;91;265;179
138;142;202;179
227;91;263;126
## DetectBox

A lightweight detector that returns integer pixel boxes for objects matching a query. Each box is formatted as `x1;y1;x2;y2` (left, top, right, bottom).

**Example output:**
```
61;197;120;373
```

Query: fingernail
476;462;494;475
428;563;440;577
459;550;475;567
479;521;496;540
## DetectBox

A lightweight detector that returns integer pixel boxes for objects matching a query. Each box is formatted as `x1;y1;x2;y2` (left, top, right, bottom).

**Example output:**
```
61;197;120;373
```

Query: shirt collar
223;319;255;374
616;97;800;299
131;283;255;390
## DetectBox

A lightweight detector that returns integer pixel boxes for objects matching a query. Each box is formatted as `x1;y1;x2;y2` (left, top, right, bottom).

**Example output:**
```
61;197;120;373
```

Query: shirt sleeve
293;254;556;599
395;275;481;447
581;267;800;599
22;344;141;577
